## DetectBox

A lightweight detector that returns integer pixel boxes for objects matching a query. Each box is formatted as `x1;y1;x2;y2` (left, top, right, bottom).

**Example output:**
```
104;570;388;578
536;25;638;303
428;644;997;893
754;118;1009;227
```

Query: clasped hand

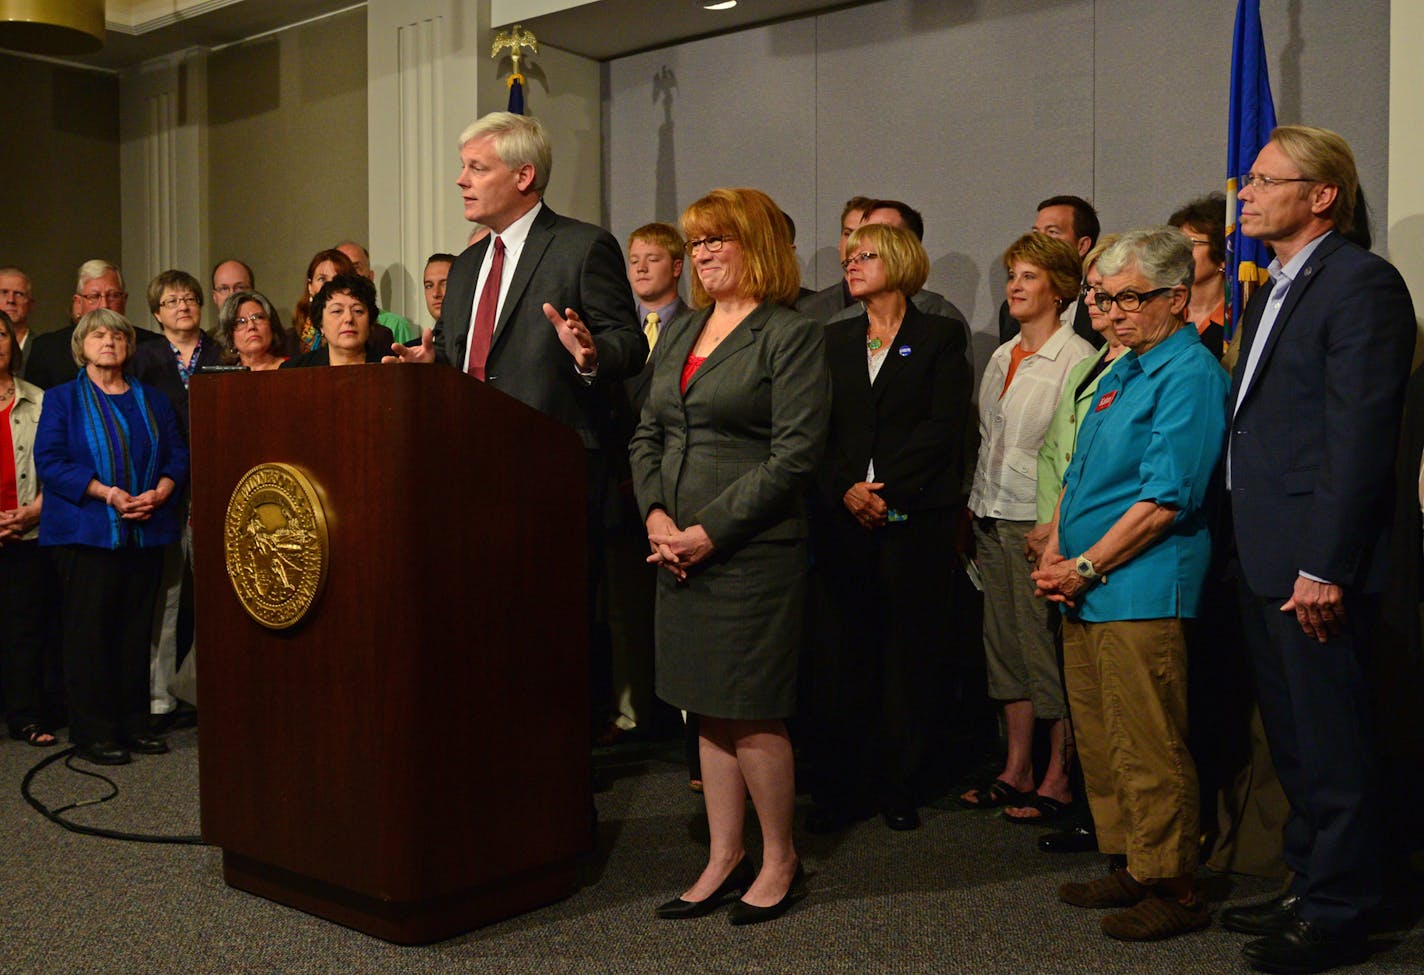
108;486;164;521
1280;575;1345;643
1031;550;1086;606
842;481;887;529
645;509;714;581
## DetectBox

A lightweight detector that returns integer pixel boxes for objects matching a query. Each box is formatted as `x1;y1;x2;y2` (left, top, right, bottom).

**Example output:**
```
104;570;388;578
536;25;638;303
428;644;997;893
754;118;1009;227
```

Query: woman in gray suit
630;187;828;925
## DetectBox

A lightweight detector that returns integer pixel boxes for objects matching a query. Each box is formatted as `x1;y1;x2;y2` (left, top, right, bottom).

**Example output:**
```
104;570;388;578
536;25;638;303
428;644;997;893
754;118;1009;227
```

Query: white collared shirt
969;324;1095;521
461;200;543;372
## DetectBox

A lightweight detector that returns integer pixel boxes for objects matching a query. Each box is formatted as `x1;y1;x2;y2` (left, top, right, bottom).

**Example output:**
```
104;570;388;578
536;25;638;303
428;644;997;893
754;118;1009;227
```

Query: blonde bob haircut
1002;233;1082;304
71;308;137;368
457;112;552;194
1270;124;1358;234
681;188;801;309
1082;233;1122;275
844;223;929;298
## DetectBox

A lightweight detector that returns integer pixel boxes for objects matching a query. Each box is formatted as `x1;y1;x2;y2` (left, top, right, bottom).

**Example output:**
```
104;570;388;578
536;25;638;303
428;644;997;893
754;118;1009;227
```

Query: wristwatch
1075;555;1103;584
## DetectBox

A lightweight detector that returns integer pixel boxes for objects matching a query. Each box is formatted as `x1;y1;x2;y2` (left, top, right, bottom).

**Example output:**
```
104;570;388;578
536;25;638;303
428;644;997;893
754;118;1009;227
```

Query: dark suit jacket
629;302;828;552
26;323;163;391
279;346;385;369
998;296;1101;348
129;333;224;443
1228;232;1416;597
432;203;644;449
820;304;973;514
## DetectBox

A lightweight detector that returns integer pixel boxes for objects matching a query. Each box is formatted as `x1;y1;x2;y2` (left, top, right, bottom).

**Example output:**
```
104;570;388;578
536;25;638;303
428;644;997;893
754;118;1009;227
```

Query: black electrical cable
21;746;206;845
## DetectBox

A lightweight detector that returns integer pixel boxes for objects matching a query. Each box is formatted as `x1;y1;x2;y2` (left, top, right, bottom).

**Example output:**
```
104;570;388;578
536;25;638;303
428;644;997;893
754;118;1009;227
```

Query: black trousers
52;544;165;746
808;507;956;812
0;540;62;733
1235;577;1382;934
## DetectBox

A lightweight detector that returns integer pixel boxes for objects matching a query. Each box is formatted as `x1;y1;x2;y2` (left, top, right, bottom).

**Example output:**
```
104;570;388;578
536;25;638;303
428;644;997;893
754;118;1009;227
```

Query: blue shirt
1058;326;1228;621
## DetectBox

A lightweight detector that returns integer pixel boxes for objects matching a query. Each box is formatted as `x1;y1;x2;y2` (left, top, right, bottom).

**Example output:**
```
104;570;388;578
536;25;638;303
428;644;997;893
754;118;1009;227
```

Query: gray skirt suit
629;301;828;719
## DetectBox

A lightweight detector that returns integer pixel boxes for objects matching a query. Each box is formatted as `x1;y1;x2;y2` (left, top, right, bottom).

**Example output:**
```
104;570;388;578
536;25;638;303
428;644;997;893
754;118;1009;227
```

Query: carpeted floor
2;731;1421;975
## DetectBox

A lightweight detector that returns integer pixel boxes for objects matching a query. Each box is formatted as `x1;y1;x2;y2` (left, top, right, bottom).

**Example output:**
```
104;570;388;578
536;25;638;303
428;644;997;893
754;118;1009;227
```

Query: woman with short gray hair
1033;227;1228;942
35;308;188;766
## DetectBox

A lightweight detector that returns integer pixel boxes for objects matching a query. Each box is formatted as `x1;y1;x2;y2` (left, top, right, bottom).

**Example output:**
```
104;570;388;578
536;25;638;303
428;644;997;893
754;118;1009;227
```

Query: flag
507;73;525;115
1225;0;1277;340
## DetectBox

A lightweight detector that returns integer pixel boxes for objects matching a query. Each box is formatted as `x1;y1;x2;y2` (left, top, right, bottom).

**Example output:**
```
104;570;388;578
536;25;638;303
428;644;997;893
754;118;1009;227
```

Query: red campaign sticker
1094;389;1117;412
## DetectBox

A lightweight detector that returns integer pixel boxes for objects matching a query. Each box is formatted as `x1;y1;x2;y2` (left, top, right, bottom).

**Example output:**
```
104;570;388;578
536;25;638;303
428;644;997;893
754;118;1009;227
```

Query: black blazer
279;346;385;368
129;332;225;443
820;303;973;514
431;203;645;449
1227;232;1416;596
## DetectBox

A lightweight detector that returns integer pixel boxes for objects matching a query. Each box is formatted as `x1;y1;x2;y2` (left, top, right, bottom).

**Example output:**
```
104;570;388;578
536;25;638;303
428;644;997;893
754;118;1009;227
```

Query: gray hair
1095;227;1193;290
457;112;551;194
75;259;124;294
71;308;136;368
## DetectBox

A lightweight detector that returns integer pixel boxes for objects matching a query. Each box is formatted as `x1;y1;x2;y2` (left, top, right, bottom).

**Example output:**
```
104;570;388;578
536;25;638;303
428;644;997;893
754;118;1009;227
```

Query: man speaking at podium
388;112;645;715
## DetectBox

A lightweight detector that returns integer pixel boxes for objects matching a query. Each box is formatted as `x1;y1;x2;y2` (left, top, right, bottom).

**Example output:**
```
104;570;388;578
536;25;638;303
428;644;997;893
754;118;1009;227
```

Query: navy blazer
1227;232;1416;596
820;304;972;514
431;203;645;449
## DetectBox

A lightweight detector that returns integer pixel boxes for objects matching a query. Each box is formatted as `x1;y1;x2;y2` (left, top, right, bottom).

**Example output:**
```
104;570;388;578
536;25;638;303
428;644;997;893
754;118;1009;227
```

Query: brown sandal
1058;868;1149;908
19;724;59;748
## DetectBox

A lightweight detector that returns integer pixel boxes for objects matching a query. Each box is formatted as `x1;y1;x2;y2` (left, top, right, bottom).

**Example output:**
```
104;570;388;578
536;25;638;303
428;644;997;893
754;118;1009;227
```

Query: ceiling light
703;1;738;9
0;0;104;55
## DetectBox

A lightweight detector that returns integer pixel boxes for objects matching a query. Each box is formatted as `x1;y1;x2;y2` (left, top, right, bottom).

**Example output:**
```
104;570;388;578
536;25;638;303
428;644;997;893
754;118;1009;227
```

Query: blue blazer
35;376;189;549
1227;232;1416;596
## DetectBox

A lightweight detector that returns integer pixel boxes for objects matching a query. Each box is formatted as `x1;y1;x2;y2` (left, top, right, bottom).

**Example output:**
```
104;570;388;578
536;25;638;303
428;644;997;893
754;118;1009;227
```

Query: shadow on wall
653;66;678;225
1388;214;1424;371
209;38;279;124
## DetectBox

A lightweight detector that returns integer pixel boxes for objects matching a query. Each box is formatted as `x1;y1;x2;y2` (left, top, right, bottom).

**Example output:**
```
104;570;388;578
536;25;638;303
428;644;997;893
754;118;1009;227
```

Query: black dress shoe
1221;893;1301;936
77;741;132;765
1242;918;1368;974
655;858;756;919
728;863;806;926
123;735;170;755
882;807;920;831
1038;824;1097;853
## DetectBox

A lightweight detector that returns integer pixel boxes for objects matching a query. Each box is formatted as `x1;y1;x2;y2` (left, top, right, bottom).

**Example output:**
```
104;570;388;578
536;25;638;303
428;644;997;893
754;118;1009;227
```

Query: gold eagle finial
492;24;538;80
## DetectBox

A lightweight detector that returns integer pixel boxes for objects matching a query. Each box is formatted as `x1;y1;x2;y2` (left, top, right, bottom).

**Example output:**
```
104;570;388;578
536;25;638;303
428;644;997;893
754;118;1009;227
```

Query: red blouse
681;353;707;395
0;401;16;511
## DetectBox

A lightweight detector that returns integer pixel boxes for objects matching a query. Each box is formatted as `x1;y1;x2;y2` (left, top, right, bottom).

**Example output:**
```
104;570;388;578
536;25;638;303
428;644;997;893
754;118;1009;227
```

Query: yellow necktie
644;311;660;362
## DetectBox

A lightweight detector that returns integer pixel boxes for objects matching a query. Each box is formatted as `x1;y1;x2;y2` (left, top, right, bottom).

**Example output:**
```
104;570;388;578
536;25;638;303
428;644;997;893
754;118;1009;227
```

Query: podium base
222;850;577;945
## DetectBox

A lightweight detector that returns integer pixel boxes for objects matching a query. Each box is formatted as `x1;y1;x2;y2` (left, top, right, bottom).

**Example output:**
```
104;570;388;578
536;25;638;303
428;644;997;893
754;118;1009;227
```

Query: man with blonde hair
1221;124;1414;974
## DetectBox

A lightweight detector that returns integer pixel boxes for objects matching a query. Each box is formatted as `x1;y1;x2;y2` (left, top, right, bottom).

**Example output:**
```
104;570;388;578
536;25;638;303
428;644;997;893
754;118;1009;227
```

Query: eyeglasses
1079;284;1101;300
1094;287;1173;313
159;295;200;309
841;251;879;270
1238;172;1315;190
213;284;250;296
1185;237;1210;248
685;235;735;254
234;312;269;330
78;290;126;304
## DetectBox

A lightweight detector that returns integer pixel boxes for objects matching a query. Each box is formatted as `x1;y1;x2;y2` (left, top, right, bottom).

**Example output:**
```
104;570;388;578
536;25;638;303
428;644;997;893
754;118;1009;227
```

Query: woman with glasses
35;308;188;765
1033;228;1227;941
1167;194;1228;360
961;233;1093;819
804;222;972;835
630;188;826;925
130;270;222;719
217;291;289;370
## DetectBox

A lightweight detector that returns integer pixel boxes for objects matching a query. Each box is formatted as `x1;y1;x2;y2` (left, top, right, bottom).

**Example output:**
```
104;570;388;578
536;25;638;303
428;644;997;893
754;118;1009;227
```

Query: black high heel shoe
654;857;757;919
727;862;806;926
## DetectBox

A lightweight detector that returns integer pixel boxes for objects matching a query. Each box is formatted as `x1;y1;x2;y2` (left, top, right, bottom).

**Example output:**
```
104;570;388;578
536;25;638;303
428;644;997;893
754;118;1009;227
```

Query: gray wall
207;7;369;330
606;0;1390;370
0;56;121;335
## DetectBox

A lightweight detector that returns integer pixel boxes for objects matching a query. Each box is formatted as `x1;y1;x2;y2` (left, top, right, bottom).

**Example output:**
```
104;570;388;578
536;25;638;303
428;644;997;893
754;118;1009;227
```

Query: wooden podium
189;365;591;944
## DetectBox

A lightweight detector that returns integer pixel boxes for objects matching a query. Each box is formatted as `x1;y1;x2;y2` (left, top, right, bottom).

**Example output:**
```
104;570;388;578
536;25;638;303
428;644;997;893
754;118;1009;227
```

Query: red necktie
467;236;505;380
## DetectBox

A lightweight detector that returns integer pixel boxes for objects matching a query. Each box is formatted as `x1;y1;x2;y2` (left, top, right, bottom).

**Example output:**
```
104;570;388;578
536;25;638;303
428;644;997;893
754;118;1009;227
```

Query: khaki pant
974;517;1064;717
1063;617;1199;882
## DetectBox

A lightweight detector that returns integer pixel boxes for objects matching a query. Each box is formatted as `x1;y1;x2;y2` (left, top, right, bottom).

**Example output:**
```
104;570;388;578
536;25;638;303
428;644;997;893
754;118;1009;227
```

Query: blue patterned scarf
76;374;161;548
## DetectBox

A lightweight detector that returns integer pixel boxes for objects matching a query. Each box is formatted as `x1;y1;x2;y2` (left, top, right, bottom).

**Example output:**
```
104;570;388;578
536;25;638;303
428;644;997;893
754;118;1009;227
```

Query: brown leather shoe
1059;868;1149;908
1101;894;1211;941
